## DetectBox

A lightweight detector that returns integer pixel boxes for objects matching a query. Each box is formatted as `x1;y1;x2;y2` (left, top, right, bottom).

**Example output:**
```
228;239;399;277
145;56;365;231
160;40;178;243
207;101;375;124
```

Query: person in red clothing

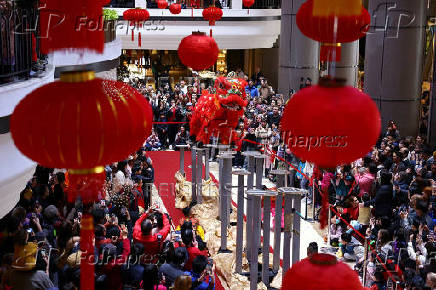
133;208;171;263
343;195;360;221
181;222;208;271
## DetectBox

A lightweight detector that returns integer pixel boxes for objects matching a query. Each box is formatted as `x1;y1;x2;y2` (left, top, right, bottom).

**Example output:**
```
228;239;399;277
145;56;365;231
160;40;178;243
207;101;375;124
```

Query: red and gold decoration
280;78;380;169
178;31;219;71
157;0;168;9
10;71;153;289
190;76;248;145
123;8;150;47
280;77;380;228
243;0;255;14
296;0;370;61
170;3;182;14
39;0;105;53
11;71;152;203
282;254;363;290
202;5;223;26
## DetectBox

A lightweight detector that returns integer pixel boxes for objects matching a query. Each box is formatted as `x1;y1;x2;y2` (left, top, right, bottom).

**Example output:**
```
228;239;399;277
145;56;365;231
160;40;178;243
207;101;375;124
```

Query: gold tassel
313;0;362;16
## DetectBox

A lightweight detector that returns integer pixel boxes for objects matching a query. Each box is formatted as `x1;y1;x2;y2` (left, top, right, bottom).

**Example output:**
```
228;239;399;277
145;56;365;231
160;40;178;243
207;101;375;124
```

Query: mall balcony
107;0;281;88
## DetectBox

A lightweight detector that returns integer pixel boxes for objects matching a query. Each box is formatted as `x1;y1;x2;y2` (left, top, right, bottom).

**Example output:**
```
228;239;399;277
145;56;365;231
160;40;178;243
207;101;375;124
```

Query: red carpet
147;151;224;290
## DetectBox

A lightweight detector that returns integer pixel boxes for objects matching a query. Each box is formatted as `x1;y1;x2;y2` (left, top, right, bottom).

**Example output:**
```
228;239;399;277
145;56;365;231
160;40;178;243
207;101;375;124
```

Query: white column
231;0;242;9
135;0;147;8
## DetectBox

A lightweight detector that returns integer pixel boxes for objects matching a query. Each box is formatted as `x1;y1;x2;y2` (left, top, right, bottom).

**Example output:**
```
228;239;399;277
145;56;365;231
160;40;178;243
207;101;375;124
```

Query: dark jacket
364;184;393;218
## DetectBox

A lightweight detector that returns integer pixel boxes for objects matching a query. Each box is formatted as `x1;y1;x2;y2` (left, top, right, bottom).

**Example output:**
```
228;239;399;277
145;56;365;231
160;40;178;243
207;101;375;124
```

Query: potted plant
103;8;118;43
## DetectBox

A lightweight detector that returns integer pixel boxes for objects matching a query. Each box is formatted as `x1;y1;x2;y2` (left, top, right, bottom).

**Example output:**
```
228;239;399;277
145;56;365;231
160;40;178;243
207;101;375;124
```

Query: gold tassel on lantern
313;0;362;16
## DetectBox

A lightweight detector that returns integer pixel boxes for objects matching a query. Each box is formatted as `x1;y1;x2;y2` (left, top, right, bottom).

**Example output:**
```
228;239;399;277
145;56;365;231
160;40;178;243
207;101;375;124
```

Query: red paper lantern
178;32;219;71
282;254;364;290
123;8;150;47
296;0;370;61
202;6;223;26
170;3;182;14
280;77;381;169
157;0;168;9
39;0;105;53
10;71;153;203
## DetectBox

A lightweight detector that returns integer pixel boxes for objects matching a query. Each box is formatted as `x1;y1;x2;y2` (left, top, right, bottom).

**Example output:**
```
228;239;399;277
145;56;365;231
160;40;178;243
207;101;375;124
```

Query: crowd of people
295;120;436;289
0;146;214;289
1;63;436;290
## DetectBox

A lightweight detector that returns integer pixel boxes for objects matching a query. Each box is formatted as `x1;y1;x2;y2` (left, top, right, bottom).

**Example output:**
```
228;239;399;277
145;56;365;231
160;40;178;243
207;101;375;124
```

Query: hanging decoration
157;0;168;9
123;8;150;47
243;0;255;14
190;76;248;145
280;77;380;169
177;31;219;71
10;71;153;290
296;0;370;62
282;254;363;290
202;6;223;26
39;0;105;53
170;3;182;14
280;77;380;228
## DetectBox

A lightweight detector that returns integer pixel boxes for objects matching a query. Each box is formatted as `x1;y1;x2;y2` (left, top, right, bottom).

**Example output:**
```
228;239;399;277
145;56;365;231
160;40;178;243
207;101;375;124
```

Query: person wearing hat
3;229;55;289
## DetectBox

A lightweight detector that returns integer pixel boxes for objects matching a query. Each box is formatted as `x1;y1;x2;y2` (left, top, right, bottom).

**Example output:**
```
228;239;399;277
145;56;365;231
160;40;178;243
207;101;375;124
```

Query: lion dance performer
190;73;248;145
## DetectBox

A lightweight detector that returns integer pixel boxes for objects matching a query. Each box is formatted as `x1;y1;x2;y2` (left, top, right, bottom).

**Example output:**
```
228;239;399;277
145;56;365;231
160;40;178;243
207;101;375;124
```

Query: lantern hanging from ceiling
11;71;153;204
39;0;105;53
280;77;381;169
296;0;370;62
282;254;364;290
157;0;168;9
170;3;182;14
123;8;150;47
243;0;255;14
202;6;223;26
178;31;219;71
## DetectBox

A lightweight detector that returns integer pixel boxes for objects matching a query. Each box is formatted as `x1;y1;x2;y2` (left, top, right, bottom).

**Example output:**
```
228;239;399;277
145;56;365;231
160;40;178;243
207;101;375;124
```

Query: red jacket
133;212;171;263
184;246;208;271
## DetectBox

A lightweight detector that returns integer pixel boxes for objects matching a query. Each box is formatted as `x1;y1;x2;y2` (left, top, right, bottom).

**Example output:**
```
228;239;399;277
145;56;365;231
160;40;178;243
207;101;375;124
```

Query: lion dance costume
190;75;248;145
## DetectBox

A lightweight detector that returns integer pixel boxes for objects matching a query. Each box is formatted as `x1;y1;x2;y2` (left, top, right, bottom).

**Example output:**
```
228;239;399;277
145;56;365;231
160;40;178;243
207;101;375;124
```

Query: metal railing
0;3;39;84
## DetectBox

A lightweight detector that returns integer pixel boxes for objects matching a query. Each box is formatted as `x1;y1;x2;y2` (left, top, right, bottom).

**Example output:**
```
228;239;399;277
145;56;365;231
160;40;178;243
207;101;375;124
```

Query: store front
117;49;228;88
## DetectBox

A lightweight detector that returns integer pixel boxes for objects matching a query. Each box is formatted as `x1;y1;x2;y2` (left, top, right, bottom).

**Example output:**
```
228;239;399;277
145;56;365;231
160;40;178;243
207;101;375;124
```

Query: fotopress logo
281;131;348;151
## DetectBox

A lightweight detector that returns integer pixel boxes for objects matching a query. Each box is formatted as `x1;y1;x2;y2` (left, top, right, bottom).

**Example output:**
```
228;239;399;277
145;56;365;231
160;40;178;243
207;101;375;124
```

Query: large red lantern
123;8;150;47
202;6;223;26
282;254;363;290
11;71;152;290
157;0;168;9
178;32;219;71
11;71;153;203
296;0;370;62
280;77;380;169
39;0;105;53
170;3;182;14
